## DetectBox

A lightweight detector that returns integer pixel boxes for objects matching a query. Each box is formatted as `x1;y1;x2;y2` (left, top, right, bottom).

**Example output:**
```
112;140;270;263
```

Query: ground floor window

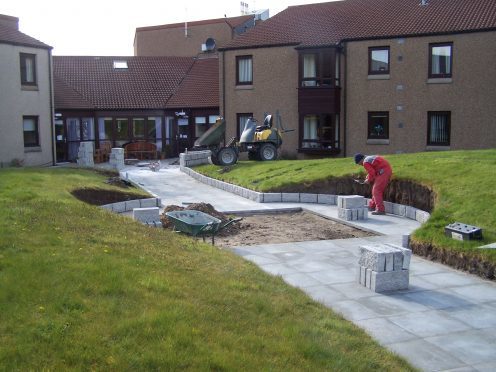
195;116;207;138
23;116;39;147
237;113;252;138
300;114;338;151
428;111;450;146
367;112;389;140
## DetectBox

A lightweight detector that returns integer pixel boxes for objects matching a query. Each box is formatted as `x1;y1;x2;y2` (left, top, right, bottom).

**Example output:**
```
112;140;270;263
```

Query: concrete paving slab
257;263;299;276
388;311;472;337
388;339;467;371
448;284;496;304
331;299;382;321
426;328;496;365
421;272;484;288
400;288;475;310
355;317;418;345
281;272;324;289
303;285;348;304
306;268;357;285
441;304;496;329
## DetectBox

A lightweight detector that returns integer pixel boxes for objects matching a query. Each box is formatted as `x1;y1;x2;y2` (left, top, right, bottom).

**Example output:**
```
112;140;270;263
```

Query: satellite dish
205;38;216;51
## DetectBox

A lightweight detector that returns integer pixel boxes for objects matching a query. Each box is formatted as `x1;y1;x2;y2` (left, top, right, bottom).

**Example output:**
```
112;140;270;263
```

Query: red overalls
363;155;392;213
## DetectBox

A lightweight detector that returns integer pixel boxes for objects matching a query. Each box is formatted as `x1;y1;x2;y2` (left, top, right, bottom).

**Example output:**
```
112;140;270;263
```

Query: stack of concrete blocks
109;148;125;170
133;207;161;227
357;243;411;292
337;195;368;221
179;150;211;168
76;141;94;167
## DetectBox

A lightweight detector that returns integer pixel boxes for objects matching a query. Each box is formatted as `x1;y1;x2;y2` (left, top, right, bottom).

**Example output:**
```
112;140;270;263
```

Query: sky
2;0;334;56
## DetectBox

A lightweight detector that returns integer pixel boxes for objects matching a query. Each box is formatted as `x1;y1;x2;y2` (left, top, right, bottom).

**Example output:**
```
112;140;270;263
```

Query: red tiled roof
53;56;196;110
136;15;254;33
166;57;219;108
221;0;496;50
54;76;94;110
0;15;51;49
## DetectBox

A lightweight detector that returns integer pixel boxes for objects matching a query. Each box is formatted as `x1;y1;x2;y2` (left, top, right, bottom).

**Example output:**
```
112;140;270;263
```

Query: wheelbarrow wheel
217;147;237;166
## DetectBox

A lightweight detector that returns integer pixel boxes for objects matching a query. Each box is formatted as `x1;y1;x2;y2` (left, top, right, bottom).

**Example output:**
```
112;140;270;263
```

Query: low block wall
180;167;431;224
179;150;211;168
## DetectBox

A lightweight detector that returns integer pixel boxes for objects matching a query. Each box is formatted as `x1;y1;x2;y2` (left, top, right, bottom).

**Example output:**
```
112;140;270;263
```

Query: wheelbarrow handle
220;217;243;230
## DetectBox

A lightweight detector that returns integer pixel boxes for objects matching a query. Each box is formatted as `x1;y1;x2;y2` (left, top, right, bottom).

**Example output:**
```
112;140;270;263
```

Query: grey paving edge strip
100;197;162;213
180;166;430;224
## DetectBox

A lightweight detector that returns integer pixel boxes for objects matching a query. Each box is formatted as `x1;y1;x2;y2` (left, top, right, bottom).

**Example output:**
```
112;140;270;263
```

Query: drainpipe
222;50;226;118
342;42;347;158
48;48;56;166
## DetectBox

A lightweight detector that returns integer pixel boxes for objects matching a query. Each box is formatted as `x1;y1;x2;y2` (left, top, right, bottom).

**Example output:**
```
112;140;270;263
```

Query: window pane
431;44;452;76
195;116;206;124
98;118;113;140
23;117;38;146
368;112;389;139
81;118;94;140
302;115;319;148
429;112;450;145
209;115;219;124
147;117;158;140
67;118;81;141
133;118;145;138
21;54;36;84
237;56;252;83
370;49;389;73
115;118;128;140
303;54;317;86
238;114;252;137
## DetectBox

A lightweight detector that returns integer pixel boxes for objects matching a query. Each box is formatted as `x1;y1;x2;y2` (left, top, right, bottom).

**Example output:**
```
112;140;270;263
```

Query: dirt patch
159;202;375;248
71;187;144;206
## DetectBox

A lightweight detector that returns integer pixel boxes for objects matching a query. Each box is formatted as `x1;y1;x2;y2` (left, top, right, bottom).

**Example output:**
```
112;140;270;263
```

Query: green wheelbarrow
165;210;240;244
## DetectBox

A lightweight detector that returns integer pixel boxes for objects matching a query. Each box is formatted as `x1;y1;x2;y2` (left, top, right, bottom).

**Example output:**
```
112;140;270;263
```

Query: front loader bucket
194;118;226;147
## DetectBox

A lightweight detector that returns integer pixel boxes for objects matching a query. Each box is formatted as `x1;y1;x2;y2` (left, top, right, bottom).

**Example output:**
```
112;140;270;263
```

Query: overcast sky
2;0;334;56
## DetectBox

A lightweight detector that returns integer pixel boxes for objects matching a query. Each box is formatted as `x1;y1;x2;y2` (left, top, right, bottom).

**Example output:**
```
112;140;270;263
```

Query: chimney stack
0;14;19;30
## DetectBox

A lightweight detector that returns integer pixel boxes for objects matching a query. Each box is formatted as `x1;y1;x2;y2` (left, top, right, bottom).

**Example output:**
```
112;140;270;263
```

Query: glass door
54;119;67;162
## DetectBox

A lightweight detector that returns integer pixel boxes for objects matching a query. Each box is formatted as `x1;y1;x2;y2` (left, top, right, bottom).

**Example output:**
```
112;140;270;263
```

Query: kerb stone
370;269;409;292
337;195;365;209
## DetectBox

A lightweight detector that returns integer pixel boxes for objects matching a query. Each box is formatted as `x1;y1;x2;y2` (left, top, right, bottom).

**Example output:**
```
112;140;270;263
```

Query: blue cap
354;153;365;164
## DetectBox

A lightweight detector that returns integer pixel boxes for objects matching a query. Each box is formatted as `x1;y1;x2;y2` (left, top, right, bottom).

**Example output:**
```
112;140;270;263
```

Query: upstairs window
20;53;37;85
368;112;389;140
368;47;390;75
429;43;452;78
299;49;336;87
428;111;450;146
23;116;39;147
236;55;253;85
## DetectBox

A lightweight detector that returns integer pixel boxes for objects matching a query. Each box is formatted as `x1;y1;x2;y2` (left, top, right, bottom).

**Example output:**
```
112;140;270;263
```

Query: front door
54;119;67;162
176;117;190;154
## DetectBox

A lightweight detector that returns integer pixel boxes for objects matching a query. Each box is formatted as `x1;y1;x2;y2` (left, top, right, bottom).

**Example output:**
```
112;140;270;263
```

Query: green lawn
0;167;413;370
196;149;496;272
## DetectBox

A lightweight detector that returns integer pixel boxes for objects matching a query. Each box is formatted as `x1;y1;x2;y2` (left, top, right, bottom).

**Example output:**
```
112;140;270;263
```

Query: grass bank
196;149;496;276
0;167;413;370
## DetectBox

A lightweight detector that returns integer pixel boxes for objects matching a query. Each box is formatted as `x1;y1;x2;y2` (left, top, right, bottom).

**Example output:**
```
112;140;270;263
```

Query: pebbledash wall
178;151;430;224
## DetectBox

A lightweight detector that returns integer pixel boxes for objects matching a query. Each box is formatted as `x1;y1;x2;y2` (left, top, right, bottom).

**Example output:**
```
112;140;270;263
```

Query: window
132;118;146;138
195;116;207;137
368;112;389;140
20;53;37;85
237;113;252;138
428;111;450;146
369;47;390;75
299;49;336;87
113;60;128;69
236;55;252;85
98;118;113;140
209;115;219;124
23;116;39;147
429;43;452;78
115;118;129;140
301;114;336;150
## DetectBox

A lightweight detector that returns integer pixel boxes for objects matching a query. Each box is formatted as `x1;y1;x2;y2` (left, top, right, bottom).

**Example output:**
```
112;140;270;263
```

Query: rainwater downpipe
222;51;226;117
48;48;56;166
342;42;348;158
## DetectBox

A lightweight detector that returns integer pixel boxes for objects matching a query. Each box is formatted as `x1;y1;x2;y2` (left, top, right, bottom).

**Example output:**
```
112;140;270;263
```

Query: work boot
371;210;386;215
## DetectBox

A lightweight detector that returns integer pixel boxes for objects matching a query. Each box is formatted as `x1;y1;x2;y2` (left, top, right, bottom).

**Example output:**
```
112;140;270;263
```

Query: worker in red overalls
354;153;392;215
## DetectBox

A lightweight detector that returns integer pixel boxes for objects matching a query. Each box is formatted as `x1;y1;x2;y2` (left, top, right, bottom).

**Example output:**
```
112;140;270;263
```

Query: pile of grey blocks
179;150;211;168
76;141;94;167
109;148;125;170
337;195;368;221
133;207;161;227
357;243;411;292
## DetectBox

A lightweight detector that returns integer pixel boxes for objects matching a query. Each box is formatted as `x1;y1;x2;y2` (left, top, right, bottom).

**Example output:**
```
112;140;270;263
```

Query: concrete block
337;195;365;209
402;234;411;249
112;201;126;213
282;193;300;203
370;269;409;292
125;199;141;211
133;207;160;223
366;268;372;288
416;210;430;224
262;193;282;203
300;193;318;203
140;198;157;208
386;243;412;270
384;201;394;214
317;194;336;205
405;206;417;220
393;203;406;216
357;265;367;286
111;148;124;155
338;208;352;220
156;198;162;207
359;244;404;272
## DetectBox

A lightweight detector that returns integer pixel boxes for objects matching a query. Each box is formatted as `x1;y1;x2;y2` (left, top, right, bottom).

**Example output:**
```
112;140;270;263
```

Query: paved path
122;161;496;372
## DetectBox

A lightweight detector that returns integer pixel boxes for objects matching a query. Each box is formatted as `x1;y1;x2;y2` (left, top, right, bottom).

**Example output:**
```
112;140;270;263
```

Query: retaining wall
180;166;431;224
